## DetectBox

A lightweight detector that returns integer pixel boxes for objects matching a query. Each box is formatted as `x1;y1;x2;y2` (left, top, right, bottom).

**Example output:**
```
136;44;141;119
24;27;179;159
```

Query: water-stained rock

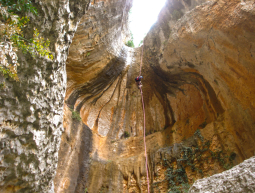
61;0;255;192
1;0;255;192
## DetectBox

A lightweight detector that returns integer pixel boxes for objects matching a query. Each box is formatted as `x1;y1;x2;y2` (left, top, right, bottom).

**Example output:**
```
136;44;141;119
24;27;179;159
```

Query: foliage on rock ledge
125;32;134;48
71;109;81;121
0;0;53;84
153;129;236;193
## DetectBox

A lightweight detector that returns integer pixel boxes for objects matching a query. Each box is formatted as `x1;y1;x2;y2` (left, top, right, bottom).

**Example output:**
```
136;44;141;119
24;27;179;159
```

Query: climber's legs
137;81;142;89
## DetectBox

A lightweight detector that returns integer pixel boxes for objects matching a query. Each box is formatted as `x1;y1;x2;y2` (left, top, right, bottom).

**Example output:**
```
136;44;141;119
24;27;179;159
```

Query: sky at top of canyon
129;0;166;47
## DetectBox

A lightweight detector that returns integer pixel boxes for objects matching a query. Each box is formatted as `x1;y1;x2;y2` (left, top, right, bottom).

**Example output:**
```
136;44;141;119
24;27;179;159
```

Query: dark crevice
66;47;127;111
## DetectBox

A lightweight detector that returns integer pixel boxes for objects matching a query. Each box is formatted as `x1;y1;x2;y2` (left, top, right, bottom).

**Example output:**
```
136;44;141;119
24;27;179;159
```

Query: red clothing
135;76;142;82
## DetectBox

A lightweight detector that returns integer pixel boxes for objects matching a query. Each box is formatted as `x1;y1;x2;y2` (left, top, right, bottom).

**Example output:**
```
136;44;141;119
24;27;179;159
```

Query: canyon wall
0;0;90;192
0;0;255;192
58;0;255;192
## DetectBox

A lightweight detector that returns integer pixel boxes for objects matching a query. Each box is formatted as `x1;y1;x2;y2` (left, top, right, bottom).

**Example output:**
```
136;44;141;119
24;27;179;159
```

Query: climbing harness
139;41;150;193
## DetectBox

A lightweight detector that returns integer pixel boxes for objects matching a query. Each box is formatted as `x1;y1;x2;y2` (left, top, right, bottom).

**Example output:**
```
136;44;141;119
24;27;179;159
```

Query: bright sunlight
129;0;167;47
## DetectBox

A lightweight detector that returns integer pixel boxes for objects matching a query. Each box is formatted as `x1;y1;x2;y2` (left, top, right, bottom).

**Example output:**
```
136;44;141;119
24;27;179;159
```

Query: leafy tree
0;0;38;14
125;40;134;48
125;31;134;48
0;0;53;83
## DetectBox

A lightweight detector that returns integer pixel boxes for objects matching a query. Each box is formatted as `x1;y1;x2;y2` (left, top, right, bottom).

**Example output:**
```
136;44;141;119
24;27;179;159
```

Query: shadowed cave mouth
127;0;167;47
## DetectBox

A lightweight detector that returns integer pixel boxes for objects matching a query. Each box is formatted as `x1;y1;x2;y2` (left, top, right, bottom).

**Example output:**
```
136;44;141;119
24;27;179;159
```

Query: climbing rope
140;87;150;193
139;41;150;193
139;41;144;77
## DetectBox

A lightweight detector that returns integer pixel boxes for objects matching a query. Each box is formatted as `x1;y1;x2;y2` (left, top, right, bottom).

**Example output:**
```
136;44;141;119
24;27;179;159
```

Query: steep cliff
1;0;255;192
57;0;255;192
0;0;90;192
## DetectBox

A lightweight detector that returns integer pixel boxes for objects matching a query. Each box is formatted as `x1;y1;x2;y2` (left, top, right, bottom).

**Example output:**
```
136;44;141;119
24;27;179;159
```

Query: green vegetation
125;32;134;48
0;0;53;83
84;188;88;193
0;82;5;89
0;0;38;15
71;109;81;121
124;131;130;138
166;165;190;193
194;129;204;141
125;39;134;48
161;129;236;193
86;52;90;57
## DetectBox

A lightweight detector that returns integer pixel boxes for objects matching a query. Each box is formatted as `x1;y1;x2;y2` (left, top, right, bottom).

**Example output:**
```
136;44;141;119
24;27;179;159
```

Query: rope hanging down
139;42;150;193
139;41;144;77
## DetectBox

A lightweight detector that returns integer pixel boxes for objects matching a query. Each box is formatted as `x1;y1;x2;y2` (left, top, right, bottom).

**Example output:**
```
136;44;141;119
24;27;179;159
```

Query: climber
135;76;143;89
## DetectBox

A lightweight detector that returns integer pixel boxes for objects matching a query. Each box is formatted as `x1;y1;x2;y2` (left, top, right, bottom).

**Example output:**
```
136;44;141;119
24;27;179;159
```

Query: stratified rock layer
54;0;133;192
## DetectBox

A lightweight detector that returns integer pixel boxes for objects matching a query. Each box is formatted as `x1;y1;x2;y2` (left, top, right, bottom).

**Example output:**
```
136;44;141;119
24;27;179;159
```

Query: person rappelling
135;76;143;89
136;43;150;193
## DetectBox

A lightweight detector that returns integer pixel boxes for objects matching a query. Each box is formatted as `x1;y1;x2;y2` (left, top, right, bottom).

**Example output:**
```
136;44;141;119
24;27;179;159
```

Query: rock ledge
189;156;255;193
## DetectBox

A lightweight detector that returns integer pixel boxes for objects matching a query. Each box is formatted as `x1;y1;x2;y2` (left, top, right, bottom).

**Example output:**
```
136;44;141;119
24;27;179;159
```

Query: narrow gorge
0;0;255;192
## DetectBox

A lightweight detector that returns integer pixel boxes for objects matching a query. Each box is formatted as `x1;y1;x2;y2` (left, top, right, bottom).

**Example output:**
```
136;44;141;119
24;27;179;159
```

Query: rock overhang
60;0;255;192
0;0;254;192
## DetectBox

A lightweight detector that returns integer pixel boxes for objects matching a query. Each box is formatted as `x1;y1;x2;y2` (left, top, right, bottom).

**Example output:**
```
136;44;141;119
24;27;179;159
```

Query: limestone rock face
189;156;255;193
0;0;90;192
1;0;254;192
60;0;255;192
54;105;92;193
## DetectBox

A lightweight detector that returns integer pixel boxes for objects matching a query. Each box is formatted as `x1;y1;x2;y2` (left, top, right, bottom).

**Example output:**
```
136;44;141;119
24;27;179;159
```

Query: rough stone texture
54;0;133;192
1;0;255;192
60;0;255;192
0;0;90;192
54;105;92;193
189;156;255;193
